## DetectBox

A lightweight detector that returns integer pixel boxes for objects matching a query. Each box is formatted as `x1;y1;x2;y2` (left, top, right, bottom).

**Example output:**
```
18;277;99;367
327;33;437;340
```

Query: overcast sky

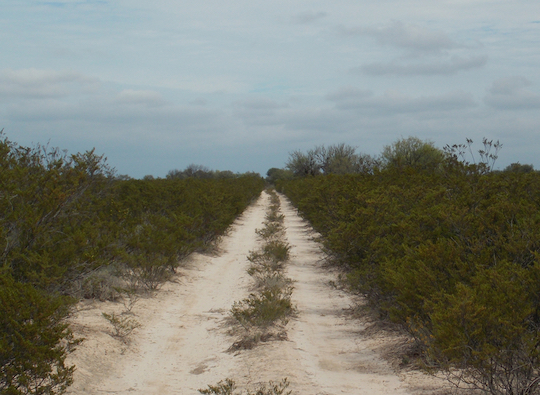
2;1;539;177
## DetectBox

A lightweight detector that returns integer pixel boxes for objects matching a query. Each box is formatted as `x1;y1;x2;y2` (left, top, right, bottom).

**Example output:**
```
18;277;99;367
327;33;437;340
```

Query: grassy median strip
229;189;295;351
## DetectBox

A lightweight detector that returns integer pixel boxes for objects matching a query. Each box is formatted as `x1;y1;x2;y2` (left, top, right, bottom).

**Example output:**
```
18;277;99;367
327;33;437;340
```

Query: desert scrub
247;240;290;266
251;272;294;293
265;210;284;224
255;221;285;241
102;312;141;341
246;240;290;277
199;378;291;395
69;265;124;301
231;285;294;329
230;187;295;350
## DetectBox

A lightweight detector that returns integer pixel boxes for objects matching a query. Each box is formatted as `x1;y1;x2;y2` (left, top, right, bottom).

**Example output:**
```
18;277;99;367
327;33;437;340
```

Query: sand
65;191;451;394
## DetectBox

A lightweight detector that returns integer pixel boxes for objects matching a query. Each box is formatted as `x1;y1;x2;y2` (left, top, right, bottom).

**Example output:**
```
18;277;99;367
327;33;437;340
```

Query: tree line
267;136;533;183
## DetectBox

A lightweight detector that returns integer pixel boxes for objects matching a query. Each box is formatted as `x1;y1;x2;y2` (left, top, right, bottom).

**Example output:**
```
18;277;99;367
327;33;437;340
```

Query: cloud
356;55;488;76
327;87;477;113
484;77;540;110
235;97;289;111
324;86;373;102
340;21;488;77
291;11;328;24
339;21;458;54
233;97;290;126
0;68;98;99
116;89;166;107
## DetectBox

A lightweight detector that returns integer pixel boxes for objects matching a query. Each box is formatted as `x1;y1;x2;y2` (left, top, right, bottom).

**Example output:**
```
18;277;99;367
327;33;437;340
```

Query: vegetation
101;312;141;341
230;190;295;350
199;378;291;395
0;131;264;395
278;138;540;394
285;143;377;178
380;136;445;171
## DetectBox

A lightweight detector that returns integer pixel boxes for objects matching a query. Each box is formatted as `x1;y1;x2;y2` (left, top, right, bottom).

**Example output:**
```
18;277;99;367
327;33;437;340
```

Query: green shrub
280;165;540;394
69;266;123;301
0;274;77;395
0;130;265;394
102;312;141;341
231;286;294;329
199;378;291;395
255;222;285;241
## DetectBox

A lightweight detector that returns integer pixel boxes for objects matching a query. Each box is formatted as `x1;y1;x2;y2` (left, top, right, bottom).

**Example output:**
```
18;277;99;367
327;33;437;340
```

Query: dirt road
66;191;448;394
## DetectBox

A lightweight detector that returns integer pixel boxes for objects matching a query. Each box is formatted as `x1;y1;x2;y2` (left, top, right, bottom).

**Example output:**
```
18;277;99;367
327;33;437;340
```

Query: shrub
280;162;540;394
102;312;141;341
0;274;77;395
199;378;291;395
69;266;123;301
231;286;294;329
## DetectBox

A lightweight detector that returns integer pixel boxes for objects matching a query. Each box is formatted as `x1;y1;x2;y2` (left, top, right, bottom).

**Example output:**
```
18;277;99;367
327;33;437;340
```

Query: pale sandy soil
65;191;452;395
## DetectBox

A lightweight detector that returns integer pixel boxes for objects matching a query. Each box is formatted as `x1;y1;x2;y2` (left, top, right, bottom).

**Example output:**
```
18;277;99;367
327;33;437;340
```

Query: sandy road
66;191;447;394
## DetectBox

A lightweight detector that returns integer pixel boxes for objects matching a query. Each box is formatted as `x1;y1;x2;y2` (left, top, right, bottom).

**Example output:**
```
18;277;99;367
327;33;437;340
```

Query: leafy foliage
0;131;265;394
278;140;540;394
285;144;377;177
199;378;291;395
381;136;445;171
231;190;294;349
0;274;77;395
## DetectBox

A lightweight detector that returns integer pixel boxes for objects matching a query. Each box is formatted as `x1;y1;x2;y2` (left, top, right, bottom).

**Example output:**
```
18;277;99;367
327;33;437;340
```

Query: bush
199;378;291;395
231;285;294;330
0;130;265;394
102;312;141;341
69;266;124;301
0;274;77;395
279;163;540;394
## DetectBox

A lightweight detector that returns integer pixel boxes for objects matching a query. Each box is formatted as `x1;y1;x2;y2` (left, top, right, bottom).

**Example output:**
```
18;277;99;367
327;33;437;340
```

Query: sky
1;0;539;178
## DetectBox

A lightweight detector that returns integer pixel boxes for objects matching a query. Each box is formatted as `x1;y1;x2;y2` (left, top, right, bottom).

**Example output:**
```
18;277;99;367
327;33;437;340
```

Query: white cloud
0;68;98;99
324;86;373;102
339;21;458;53
291;11;328;24
235;97;289;111
327;88;477;113
484;77;540;110
2;1;540;176
116;89;166;106
341;21;487;77
357;55;488;76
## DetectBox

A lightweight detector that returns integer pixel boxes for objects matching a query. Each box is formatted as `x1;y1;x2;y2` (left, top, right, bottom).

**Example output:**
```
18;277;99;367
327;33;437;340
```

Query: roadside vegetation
276;137;540;394
199;377;291;395
204;190;293;394
230;189;295;350
0;131;264;395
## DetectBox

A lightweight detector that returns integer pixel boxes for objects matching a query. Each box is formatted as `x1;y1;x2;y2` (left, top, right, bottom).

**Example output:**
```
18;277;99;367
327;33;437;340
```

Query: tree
166;164;213;179
444;138;502;174
504;162;535;173
266;168;294;184
381;136;445;171
286;144;377;177
285;150;321;177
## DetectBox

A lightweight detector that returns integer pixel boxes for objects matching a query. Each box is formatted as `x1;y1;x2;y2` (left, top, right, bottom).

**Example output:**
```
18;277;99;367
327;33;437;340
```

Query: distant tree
142;174;155;180
166;164;213;179
381;136;445;171
266;168;294;184
316;144;358;175
503;162;534;173
444;138;502;174
286;149;321;177
286;143;376;177
215;170;236;179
